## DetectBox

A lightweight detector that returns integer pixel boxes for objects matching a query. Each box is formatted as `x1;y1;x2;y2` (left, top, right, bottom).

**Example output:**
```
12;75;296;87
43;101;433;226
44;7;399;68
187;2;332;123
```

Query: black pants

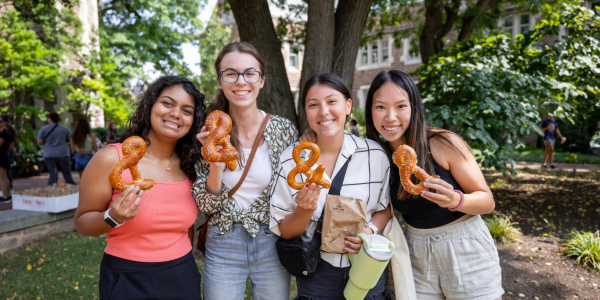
296;258;390;300
44;156;75;185
99;251;202;300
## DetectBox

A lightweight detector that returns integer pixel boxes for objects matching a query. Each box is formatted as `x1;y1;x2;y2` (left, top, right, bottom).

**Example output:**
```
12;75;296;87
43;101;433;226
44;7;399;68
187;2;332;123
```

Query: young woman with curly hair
74;76;205;300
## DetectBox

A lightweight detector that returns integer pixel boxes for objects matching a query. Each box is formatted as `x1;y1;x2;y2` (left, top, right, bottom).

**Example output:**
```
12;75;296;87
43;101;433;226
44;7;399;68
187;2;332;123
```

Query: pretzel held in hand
202;110;238;171
109;136;155;191
393;145;439;195
287;142;331;190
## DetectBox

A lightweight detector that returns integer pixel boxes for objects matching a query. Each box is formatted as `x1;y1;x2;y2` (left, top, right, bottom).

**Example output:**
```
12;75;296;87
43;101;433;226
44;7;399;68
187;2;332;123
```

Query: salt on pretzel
109;136;156;191
287;142;331;190
392;145;439;195
202;110;238;171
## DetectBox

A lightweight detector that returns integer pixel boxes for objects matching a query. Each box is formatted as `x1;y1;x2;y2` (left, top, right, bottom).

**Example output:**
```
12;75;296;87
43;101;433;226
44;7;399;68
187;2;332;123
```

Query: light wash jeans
203;222;290;300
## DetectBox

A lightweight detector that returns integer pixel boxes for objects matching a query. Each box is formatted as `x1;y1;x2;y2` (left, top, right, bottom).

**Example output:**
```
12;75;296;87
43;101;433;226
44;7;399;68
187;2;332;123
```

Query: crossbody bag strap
43;124;59;141
228;113;271;198
310;155;352;248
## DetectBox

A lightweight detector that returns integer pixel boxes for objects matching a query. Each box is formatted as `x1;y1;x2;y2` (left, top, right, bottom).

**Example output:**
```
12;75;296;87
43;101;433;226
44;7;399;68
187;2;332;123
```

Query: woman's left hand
421;177;460;208
344;227;373;254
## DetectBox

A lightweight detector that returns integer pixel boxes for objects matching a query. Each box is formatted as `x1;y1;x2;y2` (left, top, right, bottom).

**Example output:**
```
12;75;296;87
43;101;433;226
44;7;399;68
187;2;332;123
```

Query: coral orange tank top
104;143;197;262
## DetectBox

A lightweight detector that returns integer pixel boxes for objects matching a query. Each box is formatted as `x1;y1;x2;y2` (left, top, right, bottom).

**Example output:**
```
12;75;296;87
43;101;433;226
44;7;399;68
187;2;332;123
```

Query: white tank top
221;140;272;209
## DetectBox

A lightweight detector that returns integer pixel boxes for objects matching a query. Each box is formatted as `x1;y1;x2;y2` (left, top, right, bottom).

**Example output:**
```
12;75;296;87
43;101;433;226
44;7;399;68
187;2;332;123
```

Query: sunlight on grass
563;230;600;274
484;215;523;244
0;231;298;300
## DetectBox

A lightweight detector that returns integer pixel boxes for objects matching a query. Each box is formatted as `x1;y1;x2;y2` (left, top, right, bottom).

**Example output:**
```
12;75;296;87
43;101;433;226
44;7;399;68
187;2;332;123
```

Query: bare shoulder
88;145;120;170
430;132;474;169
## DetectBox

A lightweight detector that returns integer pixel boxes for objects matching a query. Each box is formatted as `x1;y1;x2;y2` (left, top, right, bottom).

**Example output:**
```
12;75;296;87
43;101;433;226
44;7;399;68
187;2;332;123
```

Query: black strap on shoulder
43;124;59;141
310;155;352;249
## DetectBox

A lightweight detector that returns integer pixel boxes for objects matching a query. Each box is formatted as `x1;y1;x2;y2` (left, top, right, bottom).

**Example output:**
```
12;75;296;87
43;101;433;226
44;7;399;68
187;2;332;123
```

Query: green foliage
564;153;578;164
99;0;206;81
91;127;108;143
414;4;600;176
197;11;232;100
591;131;600;149
484;215;523;244
12;124;44;172
563;230;600;273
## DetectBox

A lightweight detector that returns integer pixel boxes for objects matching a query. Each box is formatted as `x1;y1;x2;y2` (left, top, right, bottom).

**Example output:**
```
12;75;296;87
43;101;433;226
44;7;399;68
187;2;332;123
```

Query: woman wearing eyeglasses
193;42;298;300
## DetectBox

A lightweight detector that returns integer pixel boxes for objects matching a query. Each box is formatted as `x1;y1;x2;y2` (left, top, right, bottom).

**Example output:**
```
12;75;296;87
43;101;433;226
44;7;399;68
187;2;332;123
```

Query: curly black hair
120;76;205;181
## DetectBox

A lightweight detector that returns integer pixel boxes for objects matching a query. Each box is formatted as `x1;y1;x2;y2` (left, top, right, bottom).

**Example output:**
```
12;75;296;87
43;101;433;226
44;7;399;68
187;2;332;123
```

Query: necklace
146;149;175;171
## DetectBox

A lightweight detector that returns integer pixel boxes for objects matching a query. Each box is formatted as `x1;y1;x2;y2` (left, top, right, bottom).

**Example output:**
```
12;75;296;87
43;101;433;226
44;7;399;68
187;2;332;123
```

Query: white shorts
404;215;505;300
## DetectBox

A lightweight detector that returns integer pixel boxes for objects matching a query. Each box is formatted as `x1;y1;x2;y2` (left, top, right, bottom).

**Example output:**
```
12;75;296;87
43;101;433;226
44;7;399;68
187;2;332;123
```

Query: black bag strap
43;124;59;141
310;155;352;249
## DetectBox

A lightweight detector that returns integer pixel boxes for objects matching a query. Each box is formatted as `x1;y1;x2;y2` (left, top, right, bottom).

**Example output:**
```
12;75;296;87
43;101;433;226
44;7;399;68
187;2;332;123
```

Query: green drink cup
344;233;395;300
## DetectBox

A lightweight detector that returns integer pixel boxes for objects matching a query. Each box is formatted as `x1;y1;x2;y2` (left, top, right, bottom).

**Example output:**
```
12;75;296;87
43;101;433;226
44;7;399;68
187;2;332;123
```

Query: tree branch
458;0;503;41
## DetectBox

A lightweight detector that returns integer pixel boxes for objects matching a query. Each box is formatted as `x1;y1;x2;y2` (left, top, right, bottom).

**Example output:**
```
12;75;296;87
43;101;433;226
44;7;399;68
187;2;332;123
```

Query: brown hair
206;42;265;168
72;119;91;148
365;70;471;200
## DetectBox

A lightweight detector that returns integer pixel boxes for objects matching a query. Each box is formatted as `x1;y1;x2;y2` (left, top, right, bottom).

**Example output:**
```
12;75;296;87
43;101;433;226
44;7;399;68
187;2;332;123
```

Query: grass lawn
0;231;297;299
511;148;600;164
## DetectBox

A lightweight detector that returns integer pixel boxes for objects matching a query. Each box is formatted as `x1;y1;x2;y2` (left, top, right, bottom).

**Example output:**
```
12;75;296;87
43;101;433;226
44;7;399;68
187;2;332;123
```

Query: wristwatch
104;209;125;228
365;222;380;235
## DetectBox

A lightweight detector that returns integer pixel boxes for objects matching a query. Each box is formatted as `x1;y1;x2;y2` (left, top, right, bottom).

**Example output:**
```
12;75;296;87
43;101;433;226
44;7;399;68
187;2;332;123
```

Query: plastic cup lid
363;234;394;262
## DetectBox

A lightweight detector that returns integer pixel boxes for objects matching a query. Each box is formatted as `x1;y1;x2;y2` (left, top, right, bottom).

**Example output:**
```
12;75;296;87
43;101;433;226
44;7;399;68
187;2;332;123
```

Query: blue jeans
44;156;75;185
203;222;290;300
74;153;93;171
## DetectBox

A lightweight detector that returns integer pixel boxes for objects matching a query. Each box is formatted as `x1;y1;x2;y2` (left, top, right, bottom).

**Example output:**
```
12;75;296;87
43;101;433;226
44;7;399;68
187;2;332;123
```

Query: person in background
0;115;13;204
541;113;565;169
349;118;361;136
106;122;118;144
37;112;76;185
3;115;19;191
70;119;99;177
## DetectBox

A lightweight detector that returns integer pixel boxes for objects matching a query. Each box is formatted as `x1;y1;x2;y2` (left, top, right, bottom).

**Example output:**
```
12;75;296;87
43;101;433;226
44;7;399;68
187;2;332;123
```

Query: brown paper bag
321;195;367;253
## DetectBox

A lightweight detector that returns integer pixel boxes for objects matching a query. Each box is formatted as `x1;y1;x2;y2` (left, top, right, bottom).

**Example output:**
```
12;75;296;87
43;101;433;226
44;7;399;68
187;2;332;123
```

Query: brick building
215;0;599;111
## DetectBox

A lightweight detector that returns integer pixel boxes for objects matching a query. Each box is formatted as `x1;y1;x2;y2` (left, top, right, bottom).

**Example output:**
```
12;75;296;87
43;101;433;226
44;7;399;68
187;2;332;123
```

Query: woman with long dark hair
365;70;502;299
271;73;392;299
74;76;205;300
70;119;98;177
193;42;297;299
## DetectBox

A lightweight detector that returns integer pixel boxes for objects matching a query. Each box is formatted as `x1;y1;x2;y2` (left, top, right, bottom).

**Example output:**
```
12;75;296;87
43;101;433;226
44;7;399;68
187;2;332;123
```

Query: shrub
484;215;523;244
563;230;600;273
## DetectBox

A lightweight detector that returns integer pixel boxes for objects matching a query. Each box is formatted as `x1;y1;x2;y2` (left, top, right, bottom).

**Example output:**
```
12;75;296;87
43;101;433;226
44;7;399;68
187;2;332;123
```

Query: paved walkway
511;161;600;172
0;172;80;212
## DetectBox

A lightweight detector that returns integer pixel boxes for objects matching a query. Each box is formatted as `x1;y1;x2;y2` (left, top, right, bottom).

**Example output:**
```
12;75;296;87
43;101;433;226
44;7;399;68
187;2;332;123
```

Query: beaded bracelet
448;190;465;212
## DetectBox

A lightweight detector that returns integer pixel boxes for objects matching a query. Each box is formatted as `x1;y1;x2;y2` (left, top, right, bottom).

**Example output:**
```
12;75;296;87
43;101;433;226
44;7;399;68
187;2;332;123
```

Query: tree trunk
458;0;503;41
228;0;298;127
419;0;460;63
297;0;336;133
332;0;374;92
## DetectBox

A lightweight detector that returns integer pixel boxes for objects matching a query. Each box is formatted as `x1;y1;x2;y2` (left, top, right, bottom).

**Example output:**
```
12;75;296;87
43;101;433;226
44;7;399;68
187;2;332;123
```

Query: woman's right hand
108;185;144;223
294;183;320;211
299;128;317;143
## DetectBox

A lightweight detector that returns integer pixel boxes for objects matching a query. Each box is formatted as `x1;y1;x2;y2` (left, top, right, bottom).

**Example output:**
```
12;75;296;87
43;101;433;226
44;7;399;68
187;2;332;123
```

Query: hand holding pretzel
109;136;155;192
287;142;331;190
201;110;238;171
393;145;439;195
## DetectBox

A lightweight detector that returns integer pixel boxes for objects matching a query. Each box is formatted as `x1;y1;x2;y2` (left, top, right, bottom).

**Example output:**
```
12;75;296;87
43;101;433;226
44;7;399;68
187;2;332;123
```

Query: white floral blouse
192;114;298;237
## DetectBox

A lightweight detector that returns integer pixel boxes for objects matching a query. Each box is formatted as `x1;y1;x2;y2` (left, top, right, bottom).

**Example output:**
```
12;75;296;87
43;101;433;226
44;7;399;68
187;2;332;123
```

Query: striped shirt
269;132;390;268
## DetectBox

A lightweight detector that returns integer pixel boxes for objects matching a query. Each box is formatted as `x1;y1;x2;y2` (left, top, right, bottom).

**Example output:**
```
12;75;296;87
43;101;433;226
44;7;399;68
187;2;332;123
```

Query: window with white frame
501;13;533;37
357;85;371;109
357;37;392;68
400;37;421;65
289;46;298;68
222;9;235;25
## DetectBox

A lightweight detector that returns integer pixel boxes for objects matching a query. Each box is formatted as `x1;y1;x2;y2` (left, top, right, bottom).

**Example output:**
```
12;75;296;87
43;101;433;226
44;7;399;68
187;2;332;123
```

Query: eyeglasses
219;70;263;84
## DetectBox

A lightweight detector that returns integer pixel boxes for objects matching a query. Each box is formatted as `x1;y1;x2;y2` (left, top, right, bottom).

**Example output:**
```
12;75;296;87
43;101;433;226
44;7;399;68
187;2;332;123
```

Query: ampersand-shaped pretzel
202;110;238;171
109;136;156;192
287;142;331;190
393;145;440;195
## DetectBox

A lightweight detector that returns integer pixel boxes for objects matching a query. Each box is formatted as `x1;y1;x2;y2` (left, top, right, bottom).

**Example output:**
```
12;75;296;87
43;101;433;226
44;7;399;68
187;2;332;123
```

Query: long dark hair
120;76;205;181
365;70;470;200
206;42;265;168
301;73;352;123
72;119;91;148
